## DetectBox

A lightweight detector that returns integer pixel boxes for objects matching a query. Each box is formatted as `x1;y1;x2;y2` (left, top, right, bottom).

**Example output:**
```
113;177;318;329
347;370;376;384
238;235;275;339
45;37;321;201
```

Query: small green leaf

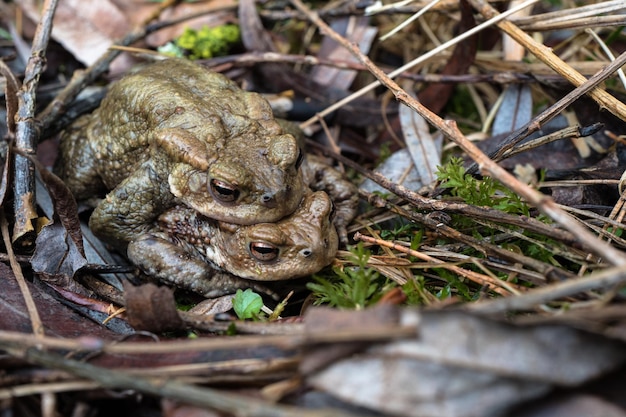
232;289;263;319
157;42;185;57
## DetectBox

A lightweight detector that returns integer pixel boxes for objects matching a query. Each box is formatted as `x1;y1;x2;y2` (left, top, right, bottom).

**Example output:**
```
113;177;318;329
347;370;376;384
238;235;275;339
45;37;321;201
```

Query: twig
467;0;626;121
516;15;626;32
0;323;414;354
290;0;626;267
203;51;544;84
512;0;626;27
0;381;101;400
13;0;58;244
309;141;578;245
3;347;360;417
1;213;44;336
466;264;626;313
361;191;571;281
496;123;603;162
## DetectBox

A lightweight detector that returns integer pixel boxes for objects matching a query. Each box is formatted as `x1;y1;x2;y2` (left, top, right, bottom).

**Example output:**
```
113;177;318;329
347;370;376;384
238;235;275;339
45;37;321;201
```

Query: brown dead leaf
188;294;236;316
0;262;121;337
300;305;400;374
27;148;88;289
16;0;130;66
124;281;184;333
238;0;276;53
30;219;88;291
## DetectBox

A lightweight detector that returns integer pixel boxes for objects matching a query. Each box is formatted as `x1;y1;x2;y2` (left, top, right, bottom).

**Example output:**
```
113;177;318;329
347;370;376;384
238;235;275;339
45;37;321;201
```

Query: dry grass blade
513;0;626;29
516;15;626;32
467;264;626;313
354;232;519;296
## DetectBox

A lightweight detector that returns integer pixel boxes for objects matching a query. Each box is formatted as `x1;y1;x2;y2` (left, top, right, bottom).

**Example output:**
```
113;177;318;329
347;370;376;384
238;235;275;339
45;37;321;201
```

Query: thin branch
361;191;571;281
466;264;626;313
13;0;58;243
3;347;360;417
354;232;518;296
1;213;43;336
467;49;626;173
308;141;578;246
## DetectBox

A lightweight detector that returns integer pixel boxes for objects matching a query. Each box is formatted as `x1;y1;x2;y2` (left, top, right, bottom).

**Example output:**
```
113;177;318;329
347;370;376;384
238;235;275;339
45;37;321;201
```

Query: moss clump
160;24;240;59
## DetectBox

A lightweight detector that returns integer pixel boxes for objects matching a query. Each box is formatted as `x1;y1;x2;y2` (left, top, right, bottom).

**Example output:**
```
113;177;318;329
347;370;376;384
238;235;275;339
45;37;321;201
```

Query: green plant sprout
307;243;392;309
232;288;263;319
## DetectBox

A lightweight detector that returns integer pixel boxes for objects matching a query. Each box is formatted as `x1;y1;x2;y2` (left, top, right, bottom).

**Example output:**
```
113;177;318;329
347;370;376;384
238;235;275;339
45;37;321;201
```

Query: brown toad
57;59;306;249
126;191;338;297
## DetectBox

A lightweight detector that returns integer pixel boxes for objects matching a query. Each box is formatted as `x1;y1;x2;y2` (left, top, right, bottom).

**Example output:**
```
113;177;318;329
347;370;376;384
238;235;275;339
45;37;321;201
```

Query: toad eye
295;148;304;170
249;242;279;262
209;179;240;203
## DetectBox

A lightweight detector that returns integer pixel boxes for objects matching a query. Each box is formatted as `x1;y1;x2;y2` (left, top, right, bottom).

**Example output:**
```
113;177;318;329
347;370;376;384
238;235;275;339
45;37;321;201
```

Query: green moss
161;24;241;60
308;243;393;309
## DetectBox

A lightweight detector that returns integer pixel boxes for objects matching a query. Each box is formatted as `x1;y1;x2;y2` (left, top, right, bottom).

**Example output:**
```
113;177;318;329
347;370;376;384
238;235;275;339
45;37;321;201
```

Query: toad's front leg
89;156;175;251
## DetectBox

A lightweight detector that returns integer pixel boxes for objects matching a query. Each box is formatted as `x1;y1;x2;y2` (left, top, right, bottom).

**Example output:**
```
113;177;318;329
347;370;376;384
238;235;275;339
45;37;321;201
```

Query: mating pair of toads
56;59;358;298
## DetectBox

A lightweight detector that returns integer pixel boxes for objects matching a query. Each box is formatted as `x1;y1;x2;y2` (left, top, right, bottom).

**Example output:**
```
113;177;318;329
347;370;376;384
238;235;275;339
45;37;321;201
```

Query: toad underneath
127;191;338;297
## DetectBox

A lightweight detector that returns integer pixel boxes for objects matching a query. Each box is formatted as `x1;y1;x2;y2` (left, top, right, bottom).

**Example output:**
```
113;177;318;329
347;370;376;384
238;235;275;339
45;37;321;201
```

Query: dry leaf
399;98;442;186
124;282;184;332
307;309;626;417
16;0;130;66
0;262;123;337
188;294;236;316
310;16;377;90
492;84;533;136
360;148;423;193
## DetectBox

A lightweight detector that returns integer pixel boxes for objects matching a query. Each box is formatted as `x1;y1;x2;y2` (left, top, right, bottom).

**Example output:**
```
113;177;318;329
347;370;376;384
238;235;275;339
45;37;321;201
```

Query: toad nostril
262;193;277;207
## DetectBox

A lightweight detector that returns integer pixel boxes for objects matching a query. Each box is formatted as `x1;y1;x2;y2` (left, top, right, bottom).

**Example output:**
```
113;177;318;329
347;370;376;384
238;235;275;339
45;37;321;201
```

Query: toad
57;58;306;249
126;191;338;297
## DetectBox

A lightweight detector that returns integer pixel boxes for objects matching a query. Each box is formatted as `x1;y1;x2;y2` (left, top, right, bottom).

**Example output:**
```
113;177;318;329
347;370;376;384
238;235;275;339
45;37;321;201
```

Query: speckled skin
127;191;338;297
57;59;305;249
